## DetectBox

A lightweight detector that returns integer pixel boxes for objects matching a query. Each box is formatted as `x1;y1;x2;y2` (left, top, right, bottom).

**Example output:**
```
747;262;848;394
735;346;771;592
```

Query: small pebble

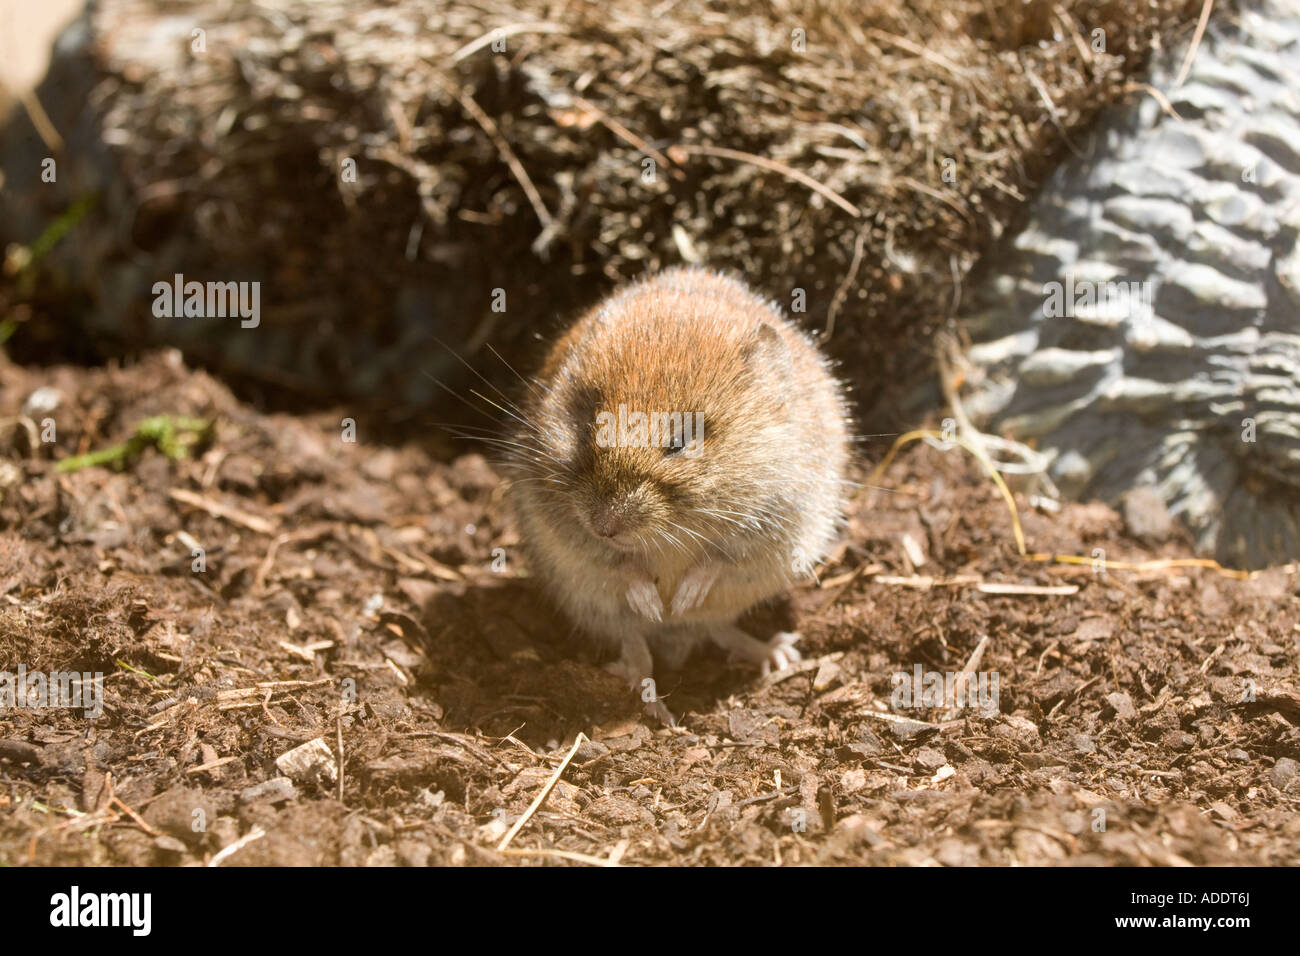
239;777;298;804
1105;692;1136;718
1120;487;1175;544
1271;757;1297;790
21;386;63;419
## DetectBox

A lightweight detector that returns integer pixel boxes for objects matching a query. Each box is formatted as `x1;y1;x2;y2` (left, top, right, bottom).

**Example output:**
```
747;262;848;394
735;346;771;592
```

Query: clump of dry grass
38;0;1198;417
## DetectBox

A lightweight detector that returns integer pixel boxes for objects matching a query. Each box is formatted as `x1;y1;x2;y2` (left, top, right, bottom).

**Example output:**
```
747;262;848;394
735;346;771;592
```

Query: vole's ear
562;382;604;435
743;322;793;380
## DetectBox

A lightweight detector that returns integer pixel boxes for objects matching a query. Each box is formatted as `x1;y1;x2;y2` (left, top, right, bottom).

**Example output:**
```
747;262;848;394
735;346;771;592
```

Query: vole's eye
663;433;702;458
662;413;705;457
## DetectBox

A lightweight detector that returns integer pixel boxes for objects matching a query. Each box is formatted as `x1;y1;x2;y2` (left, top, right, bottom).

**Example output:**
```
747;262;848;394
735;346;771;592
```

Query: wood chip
977;582;1078;596
169;487;277;534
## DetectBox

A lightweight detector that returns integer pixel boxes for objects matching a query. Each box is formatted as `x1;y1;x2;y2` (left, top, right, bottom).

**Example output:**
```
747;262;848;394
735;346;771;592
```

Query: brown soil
1;350;1296;866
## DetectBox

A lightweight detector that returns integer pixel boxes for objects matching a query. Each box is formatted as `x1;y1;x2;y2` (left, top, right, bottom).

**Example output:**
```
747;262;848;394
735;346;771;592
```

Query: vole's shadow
650;600;800;717
417;575;798;742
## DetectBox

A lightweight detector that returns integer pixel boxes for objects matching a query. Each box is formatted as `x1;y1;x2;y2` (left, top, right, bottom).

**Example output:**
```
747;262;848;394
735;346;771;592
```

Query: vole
507;266;851;723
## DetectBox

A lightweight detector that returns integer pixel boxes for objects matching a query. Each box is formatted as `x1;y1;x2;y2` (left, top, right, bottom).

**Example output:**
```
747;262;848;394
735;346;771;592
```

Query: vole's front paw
624;575;664;622
670;562;720;616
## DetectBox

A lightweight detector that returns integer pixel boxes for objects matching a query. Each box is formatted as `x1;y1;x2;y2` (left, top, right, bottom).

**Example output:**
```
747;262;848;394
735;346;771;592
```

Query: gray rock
1103;196;1195;239
142;785;218;847
20;386;63;419
1184;221;1272;274
1271;757;1298;790
1018;348;1117;386
960;0;1300;568
1142;126;1208;169
1105;692;1136;719
1121;487;1176;544
239;777;299;805
1245;117;1300;172
889;719;934;743
153;834;190;855
1160;263;1267;312
914;747;948;771
574;739;611;761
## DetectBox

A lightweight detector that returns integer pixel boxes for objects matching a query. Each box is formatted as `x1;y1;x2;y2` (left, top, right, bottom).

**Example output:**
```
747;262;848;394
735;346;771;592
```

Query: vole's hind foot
761;632;803;676
710;626;802;677
642;697;677;727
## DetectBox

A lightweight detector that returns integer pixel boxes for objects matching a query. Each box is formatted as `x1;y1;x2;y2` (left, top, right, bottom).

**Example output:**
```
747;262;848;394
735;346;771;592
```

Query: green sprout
115;659;158;680
56;416;213;473
5;194;97;278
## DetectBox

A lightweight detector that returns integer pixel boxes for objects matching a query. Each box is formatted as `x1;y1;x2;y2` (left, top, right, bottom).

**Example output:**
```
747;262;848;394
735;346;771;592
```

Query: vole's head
512;274;804;559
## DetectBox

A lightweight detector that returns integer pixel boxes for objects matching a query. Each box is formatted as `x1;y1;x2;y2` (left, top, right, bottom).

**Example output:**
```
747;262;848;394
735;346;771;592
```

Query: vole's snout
581;482;654;547
588;501;628;539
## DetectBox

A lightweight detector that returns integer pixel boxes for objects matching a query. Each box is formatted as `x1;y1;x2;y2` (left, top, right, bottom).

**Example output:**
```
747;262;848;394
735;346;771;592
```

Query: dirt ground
0;349;1296;866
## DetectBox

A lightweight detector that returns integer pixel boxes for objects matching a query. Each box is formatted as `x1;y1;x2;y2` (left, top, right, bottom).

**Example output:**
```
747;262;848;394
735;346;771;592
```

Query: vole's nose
587;490;638;540
589;508;627;539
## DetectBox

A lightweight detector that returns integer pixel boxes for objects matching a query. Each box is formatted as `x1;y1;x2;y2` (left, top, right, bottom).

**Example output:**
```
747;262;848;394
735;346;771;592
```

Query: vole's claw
625;579;664;621
759;632;803;677
605;633;676;725
711;625;802;676
644;698;678;727
603;665;677;727
670;562;719;616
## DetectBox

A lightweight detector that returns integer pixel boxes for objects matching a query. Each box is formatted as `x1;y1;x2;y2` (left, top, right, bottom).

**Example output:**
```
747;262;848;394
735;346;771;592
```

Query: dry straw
80;0;1198;413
